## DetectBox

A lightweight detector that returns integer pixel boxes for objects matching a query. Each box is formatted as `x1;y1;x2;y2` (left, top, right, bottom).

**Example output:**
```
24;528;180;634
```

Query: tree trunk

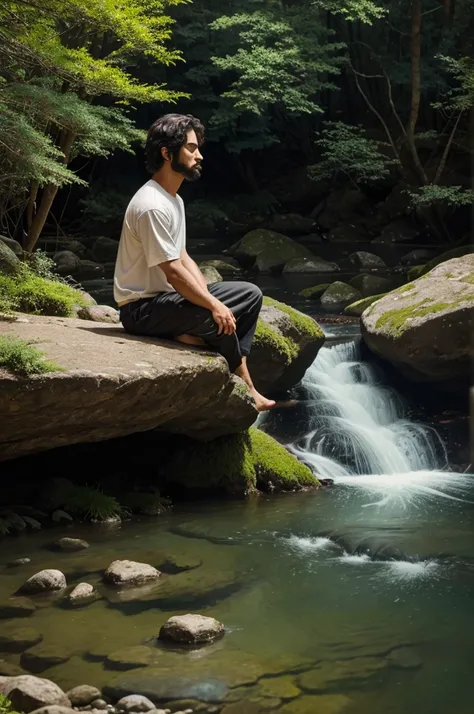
25;129;76;252
406;0;428;184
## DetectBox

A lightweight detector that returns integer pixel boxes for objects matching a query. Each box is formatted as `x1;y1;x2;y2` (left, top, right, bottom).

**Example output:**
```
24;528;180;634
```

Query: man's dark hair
145;113;205;173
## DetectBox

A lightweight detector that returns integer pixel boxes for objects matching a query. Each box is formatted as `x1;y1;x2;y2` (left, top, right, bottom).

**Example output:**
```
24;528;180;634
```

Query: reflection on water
0;338;473;714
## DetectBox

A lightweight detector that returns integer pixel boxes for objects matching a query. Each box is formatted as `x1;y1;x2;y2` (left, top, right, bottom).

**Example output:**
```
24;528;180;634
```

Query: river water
1;319;473;713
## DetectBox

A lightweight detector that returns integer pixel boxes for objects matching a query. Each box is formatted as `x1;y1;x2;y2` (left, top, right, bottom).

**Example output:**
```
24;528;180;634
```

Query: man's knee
235;281;263;304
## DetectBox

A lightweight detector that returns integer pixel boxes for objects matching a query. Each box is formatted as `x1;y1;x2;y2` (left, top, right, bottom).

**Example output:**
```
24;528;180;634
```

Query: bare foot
175;334;207;347
250;388;276;412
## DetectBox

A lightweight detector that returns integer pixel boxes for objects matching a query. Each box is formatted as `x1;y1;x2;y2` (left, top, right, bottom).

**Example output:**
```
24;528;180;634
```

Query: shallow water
1;335;473;714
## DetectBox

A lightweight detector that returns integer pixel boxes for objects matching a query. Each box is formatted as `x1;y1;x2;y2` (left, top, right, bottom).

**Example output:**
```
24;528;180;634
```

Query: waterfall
282;340;473;506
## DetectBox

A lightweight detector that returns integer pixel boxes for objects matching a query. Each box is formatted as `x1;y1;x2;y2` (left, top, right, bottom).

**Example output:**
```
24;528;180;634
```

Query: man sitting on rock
114;113;275;412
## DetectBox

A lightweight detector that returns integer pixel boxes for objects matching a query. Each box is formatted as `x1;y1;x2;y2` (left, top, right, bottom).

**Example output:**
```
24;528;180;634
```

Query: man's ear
161;147;171;162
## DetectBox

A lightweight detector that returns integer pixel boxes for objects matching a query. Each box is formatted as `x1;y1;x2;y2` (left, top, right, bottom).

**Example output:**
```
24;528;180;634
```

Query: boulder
92;236;119;262
53;251;82;276
344;294;386;317
228;230;311;272
313;189;371;229
199;265;223;284
327;224;369;242
0;239;22;275
374;219;420;244
159;614;225;645
409;244;474;278
400;249;437;265
299;283;332;300
78;260;105;280
249;297;325;393
66;685;102;707
320;282;362;312
0;675;71;712
104;560;160;587
0;237;23;257
265;214;316;236
54;537;89;552
349;274;394;297
165;427;319;496
76;305;120;324
19;570;66;594
282;257;339;273
361;254;474;381
349;251;386;270
0;315;258;460
199;260;241;276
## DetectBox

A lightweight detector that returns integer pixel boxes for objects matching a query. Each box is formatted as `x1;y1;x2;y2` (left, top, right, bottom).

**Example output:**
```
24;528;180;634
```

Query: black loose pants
119;281;263;372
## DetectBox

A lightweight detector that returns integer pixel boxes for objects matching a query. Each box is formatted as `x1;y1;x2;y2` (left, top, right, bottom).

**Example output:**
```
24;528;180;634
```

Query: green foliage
80;187;131;227
0;694;20;714
309;122;399;185
0;266;88;316
408;185;474;208
0;0;187;237
25;250;65;282
313;0;385;23
0;335;61;376
64;485;122;521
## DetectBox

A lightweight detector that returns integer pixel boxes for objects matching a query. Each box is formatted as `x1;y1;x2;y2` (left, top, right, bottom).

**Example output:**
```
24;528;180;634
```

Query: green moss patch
344;293;386;317
299;283;331;299
165;428;318;496
253;297;323;365
262;296;324;340
0;266;88;316
0;335;62;376
375;299;456;336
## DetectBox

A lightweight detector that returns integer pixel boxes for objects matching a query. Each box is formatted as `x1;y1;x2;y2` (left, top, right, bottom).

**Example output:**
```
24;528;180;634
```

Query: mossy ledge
165;427;319;496
0;265;89;317
375;298;464;337
253;296;324;364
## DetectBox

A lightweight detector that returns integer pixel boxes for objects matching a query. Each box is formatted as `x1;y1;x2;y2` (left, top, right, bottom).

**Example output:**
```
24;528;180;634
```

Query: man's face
171;129;203;182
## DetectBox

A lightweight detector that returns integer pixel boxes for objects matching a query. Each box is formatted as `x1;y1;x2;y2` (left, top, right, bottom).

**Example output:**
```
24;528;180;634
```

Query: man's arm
180;248;209;291
160;258;236;335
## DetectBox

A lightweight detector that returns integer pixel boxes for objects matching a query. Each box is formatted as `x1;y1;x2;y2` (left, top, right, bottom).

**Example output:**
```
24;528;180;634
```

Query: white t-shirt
113;179;186;306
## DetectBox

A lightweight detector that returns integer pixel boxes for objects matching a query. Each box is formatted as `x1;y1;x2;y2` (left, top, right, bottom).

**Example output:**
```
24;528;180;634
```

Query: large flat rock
0;315;257;460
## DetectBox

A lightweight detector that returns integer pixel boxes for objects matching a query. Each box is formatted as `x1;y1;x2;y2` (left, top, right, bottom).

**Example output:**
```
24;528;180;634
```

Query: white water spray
287;341;473;506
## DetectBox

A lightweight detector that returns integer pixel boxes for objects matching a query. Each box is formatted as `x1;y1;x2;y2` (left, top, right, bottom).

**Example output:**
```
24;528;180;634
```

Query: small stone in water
90;701;108;711
159;614;225;645
52;510;73;522
116;695;156;712
103;561;160;587
387;647;422;669
0;627;43;653
19;569;67;594
8;558;32;567
68;583;96;605
55;538;89;552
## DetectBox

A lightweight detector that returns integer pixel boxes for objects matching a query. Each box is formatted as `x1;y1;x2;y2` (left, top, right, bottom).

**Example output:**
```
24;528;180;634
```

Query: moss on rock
165;428;319;496
375;298;464;337
0;266;89;316
409;245;474;280
343;293;386;317
299;283;332;299
0;335;62;376
253;297;324;366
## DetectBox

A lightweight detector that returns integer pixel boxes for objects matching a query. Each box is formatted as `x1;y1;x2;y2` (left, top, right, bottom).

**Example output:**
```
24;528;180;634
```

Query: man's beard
171;155;202;182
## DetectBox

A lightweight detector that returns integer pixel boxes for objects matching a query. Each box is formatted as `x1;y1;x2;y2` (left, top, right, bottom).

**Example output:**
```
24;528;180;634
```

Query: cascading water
268;339;473;508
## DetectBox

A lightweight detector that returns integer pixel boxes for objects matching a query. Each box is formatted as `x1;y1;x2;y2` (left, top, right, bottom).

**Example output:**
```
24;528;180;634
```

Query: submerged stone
104;561;160;587
20;644;71;673
0;627;43;653
105;646;155;670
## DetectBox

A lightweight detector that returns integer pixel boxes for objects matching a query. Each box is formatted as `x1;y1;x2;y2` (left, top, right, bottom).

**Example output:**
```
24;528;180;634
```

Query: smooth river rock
104;560;160;587
0;675;71;712
159;614;225;645
19;570;67;594
66;685;102;707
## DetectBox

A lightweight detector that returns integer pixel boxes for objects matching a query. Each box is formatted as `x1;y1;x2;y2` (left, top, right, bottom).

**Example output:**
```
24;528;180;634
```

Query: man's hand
211;300;236;335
